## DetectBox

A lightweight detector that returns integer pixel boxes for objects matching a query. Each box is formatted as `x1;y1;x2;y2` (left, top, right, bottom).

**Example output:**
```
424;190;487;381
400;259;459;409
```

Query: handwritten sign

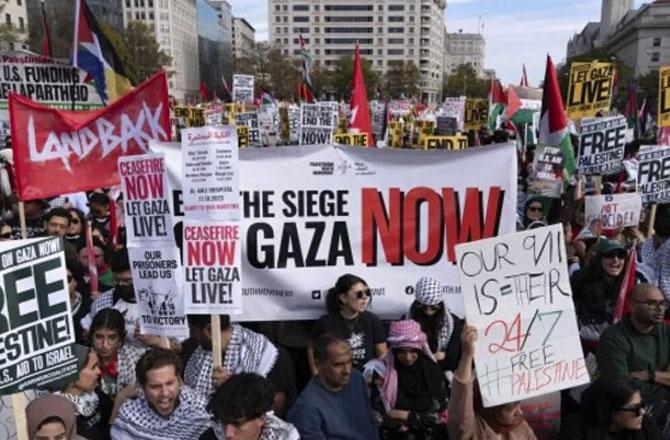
637;146;670;204
455;225;589;407
183;220;242;314
181;126;240;220
567;62;614;119
585;193;641;229
118;153;174;247
578;116;626;175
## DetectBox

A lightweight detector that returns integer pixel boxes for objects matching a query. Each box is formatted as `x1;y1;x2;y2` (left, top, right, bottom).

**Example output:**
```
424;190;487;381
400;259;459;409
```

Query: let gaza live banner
9;71;170;200
566;62;614;119
150;142;518;321
660;66;670;128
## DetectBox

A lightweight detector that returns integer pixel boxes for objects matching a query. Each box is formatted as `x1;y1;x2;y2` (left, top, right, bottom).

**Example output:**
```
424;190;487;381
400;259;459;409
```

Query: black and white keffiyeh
185;324;278;397
58;391;99;417
117;344;146;389
111;386;211;440
413;277;455;352
213;413;300;440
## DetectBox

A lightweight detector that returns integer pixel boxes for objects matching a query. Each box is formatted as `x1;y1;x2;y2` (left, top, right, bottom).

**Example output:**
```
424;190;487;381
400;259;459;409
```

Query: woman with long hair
308;274;387;374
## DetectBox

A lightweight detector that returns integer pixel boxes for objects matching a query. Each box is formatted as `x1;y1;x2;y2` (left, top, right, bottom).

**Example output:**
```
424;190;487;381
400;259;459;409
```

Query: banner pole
14;202;29;440
211;314;222;368
648;203;658;239
594;176;602;195
18;202;27;239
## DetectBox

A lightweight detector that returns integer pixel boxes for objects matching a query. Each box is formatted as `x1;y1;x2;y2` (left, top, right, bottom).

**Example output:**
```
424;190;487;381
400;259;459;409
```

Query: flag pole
648;203;658;239
211;314;222;368
13;202;29;440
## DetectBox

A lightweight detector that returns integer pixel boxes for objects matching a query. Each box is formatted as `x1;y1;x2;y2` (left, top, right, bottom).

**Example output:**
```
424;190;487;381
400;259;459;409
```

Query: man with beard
597;283;670;427
111;348;212;440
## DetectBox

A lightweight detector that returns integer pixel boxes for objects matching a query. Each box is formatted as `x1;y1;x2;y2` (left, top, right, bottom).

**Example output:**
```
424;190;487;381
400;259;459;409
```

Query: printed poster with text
638;146;670;204
566;62;614;119
183;220;242;315
118;153;175;247
181;126;240;220
455;224;589;407
659;66;670;128
128;247;188;338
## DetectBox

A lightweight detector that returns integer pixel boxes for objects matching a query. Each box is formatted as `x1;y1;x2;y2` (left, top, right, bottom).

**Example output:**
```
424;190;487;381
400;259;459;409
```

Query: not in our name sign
455;225;589;407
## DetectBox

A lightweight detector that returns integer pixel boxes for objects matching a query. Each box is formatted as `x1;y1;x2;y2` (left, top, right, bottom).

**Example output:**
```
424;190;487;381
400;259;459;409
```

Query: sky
230;0;646;86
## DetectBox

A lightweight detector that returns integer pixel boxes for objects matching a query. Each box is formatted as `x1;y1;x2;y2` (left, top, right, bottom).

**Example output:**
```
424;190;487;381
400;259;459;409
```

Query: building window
276;27;281;33
389;5;404;10
293;5;309;11
654;37;661;47
293;16;309;22
388;38;404;44
282;5;287;11
17;0;22;5
283;16;288;22
275;5;280;11
652;52;660;62
388;49;404;55
5;14;10;25
389;16;404;22
18;17;24;30
275;16;280;22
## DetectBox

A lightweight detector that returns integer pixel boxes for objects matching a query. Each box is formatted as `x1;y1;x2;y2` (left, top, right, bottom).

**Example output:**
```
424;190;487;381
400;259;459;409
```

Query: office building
444;31;485;77
3;0;28;50
232;17;255;59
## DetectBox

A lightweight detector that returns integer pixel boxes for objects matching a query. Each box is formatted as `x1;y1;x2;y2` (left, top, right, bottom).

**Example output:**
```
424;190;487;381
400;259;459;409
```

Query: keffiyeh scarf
213;413;300;440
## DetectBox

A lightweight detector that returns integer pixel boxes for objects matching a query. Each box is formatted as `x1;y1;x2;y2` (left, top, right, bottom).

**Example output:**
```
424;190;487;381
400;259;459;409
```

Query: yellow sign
421;135;468;150
659;66;670;128
566;61;614;119
237;126;249;148
334;133;369;147
173;106;205;127
388;121;404;148
464;99;489;131
416;120;435;135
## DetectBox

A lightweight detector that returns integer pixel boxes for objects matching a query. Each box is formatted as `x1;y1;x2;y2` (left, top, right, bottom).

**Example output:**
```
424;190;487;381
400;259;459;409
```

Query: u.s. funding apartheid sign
0;237;77;394
566;62;614;120
150;142;518;321
577;116;626;175
455;225;589;407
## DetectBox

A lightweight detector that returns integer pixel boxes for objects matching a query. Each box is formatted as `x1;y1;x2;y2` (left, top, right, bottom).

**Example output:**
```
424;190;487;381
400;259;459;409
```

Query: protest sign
455;224;589;406
10;71;170;200
659;66;670;128
528;145;568;198
421;135;467;150
388;100;413;117
181;125;240;220
237;125;249;148
585;193;641;229
464;98;489;131
0;237;77;394
566;62;614;119
205;104;222;126
443;97;466;131
128;247;188;338
334;133;369;147
577;116;626;175
371;100;386;141
232;74;254;103
173;106;205;127
0;51;103;120
183;220;242;315
299;102;337;145
118;153;174;247
436;116;458;135
637;146;670;204
151;141;518;321
235;112;260;146
388;121;404;148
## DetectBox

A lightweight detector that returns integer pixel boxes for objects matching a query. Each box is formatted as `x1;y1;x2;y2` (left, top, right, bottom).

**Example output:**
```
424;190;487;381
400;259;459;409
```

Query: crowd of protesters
0;125;669;440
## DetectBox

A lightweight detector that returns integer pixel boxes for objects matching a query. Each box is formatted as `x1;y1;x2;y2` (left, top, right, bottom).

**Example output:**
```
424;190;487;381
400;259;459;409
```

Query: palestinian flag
487;79;506;131
539;55;576;181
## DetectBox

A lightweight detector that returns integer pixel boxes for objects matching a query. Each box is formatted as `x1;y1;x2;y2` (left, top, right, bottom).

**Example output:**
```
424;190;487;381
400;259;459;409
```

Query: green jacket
596;317;670;401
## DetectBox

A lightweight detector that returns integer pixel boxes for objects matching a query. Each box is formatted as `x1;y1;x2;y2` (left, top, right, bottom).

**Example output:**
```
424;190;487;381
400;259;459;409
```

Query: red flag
9;71;170;200
349;45;372;147
613;247;637;322
199;81;209;101
41;0;52;57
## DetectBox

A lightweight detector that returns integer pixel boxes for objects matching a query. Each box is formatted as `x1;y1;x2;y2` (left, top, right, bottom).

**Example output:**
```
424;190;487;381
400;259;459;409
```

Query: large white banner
455;225;589;407
151;142;518;321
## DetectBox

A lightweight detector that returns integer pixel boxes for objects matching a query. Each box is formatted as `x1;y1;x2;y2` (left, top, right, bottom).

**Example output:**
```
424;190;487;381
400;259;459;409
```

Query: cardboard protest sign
659;66;670;128
455;224;589;406
118;153;174;247
421;135;467;150
299;102;337;145
232;74;254;103
128;247;188;338
334;133;369;147
585;193;641;229
173;106;205;127
567;62;614;119
528;145;568;198
0;237;78;394
181;126;240;220
235;112;260;146
183;220;242;314
577;116;626;175
464;98;488;131
10;71;170;200
0;51;103;118
151;142;518;321
637;146;670;203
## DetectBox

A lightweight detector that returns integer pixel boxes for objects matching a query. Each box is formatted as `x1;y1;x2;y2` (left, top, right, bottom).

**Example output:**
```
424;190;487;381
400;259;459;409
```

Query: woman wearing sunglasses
571;240;628;348
308;274;387;374
520;197;545;230
561;376;660;439
66;208;87;251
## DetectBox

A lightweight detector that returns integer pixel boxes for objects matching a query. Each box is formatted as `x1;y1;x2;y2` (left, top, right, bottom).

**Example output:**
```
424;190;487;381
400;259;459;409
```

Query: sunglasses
354;289;372;299
70;218;80;224
618;402;645;417
602;250;626;260
528;206;543;212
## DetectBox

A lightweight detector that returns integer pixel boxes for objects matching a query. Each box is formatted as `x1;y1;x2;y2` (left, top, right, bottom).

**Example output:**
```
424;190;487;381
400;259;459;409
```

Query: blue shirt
287;370;379;440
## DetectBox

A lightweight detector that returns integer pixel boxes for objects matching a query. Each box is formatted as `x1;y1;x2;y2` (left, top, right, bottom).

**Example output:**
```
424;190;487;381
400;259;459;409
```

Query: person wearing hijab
26;394;78;440
521;197;545;230
367;320;448;440
448;325;536;440
407;277;462;370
